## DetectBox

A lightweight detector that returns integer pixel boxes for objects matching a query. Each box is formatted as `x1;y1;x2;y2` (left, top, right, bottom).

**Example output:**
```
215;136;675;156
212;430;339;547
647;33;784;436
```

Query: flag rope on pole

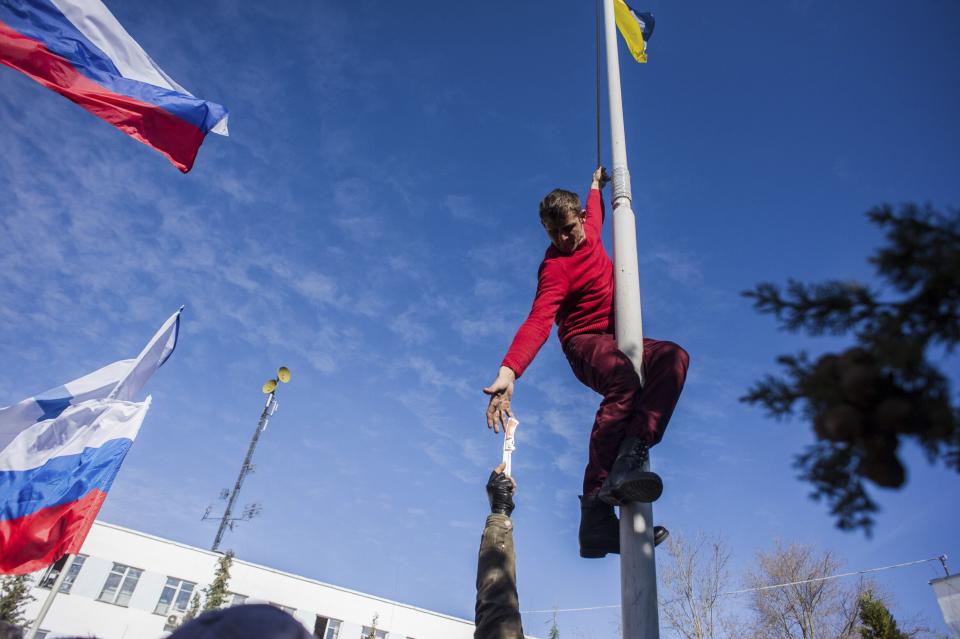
595;0;602;169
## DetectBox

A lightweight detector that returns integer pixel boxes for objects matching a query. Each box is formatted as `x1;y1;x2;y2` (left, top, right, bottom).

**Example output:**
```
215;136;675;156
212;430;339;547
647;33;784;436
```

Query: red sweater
502;189;614;377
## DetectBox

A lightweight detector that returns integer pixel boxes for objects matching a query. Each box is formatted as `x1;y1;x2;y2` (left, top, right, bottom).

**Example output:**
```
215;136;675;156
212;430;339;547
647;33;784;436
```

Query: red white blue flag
0;309;181;574
0;0;228;172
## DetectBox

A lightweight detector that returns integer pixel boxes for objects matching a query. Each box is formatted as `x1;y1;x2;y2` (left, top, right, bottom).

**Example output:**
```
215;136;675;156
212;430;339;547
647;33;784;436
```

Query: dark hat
0;621;23;639
168;604;312;639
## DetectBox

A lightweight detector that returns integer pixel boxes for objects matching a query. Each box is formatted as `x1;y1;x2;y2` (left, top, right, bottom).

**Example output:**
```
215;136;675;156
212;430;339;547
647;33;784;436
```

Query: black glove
486;470;515;516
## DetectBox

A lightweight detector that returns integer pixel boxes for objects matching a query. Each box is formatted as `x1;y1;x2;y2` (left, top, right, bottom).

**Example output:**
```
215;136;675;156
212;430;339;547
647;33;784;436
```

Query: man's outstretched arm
475;464;524;639
484;259;568;433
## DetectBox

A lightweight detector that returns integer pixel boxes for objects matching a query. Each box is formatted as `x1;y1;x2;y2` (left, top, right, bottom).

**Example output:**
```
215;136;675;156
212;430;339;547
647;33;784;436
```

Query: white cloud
453;316;514;341
645;247;704;286
472;277;503;299
332;215;383;243
291;272;340;306
554;448;584;478
460;437;489;468
443;194;493;226
542;409;584;446
389;308;432;345
404;357;472;399
423;440;474;484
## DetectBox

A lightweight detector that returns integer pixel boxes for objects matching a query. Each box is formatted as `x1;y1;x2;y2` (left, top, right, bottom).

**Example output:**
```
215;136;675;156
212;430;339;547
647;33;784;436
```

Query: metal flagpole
26;554;75;639
601;0;659;637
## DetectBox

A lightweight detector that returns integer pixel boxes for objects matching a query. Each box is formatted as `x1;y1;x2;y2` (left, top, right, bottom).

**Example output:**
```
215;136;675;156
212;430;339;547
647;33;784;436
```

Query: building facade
930;573;960;638
23;521;480;639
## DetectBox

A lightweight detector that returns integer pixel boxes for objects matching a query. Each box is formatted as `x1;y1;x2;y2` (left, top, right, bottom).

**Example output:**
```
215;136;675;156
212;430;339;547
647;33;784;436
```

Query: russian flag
0;0;228;172
0;309;181;574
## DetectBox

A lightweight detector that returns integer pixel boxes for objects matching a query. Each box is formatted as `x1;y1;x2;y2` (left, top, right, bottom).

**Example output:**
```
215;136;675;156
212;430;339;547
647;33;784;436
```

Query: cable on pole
524;604;621;614
521;554;947;615
722;555;950;596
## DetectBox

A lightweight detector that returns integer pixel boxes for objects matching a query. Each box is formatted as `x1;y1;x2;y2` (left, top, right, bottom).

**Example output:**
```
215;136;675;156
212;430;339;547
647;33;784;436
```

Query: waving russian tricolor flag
0;0;227;172
0;309;181;574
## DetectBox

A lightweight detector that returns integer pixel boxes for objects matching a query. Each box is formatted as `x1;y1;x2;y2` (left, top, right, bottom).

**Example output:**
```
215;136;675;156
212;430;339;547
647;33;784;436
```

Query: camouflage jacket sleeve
475;514;525;639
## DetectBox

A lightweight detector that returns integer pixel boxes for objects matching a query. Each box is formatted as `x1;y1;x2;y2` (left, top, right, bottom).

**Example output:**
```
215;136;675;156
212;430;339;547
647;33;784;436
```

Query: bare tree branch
659;533;737;639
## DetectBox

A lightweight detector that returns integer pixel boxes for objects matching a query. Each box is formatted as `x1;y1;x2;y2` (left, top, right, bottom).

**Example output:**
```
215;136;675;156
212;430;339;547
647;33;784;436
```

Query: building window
228;592;248;607
38;554;86;593
269;601;296;615
360;627;387;639
154;577;196;615
314;616;341;639
97;563;142;606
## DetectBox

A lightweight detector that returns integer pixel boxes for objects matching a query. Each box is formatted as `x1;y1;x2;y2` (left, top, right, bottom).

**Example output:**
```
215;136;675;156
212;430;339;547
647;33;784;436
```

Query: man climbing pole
483;167;688;559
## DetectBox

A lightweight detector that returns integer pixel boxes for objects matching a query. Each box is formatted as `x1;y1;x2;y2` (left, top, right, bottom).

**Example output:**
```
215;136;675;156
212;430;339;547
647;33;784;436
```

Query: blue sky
1;0;959;636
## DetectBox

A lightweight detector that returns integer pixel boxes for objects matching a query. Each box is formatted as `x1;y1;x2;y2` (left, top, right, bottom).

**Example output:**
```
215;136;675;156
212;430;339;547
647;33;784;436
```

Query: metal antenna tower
203;366;291;551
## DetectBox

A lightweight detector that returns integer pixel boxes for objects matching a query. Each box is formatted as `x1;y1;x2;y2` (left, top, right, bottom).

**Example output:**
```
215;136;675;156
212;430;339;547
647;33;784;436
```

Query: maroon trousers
562;333;690;496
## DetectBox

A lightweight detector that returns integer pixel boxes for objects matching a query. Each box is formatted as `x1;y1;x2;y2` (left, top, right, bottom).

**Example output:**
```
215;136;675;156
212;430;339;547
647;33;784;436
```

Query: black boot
598;437;663;506
580;496;669;558
579;495;619;558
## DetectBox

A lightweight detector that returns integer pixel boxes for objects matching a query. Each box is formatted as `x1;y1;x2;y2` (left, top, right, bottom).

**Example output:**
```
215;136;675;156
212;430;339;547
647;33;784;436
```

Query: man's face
542;210;587;255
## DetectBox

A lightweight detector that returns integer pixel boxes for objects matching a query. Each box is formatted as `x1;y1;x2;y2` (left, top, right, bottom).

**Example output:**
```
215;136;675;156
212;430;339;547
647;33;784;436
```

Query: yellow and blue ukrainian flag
614;1;655;63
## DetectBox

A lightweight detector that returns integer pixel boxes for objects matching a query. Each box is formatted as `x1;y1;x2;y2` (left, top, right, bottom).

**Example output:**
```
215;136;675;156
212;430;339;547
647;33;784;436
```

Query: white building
930;573;960;638
23;520;495;639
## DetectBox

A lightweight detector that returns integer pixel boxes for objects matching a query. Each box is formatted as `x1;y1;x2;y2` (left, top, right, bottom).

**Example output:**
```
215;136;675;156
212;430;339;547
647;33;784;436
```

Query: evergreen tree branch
743;203;959;534
743;280;882;336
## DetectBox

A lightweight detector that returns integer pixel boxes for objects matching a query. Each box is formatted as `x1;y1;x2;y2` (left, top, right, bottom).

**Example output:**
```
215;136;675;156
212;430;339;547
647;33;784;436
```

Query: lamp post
205;367;291;552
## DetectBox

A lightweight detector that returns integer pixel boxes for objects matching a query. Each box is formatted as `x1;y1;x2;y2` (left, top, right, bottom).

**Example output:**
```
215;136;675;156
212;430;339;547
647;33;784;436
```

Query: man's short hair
539;189;581;225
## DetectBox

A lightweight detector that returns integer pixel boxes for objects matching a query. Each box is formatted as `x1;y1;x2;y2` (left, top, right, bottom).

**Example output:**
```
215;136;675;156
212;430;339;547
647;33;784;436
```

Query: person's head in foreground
167;603;311;639
0;621;23;639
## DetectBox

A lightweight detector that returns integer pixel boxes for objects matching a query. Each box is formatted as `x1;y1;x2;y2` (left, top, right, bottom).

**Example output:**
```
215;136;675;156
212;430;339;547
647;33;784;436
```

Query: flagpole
601;1;659;638
26;554;74;639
